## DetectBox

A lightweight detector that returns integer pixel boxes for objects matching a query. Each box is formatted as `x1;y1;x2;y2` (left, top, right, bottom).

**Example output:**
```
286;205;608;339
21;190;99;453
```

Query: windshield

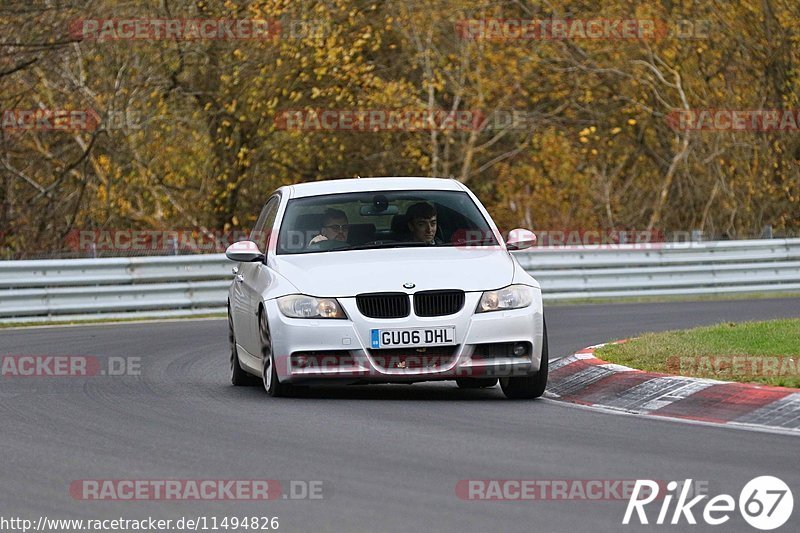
276;190;498;254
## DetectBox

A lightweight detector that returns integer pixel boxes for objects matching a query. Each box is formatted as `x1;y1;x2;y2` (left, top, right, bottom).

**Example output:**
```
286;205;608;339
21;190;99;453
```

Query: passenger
405;202;440;245
309;208;350;245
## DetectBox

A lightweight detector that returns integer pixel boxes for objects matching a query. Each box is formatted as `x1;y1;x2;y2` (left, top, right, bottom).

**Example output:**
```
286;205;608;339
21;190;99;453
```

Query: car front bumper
264;291;544;384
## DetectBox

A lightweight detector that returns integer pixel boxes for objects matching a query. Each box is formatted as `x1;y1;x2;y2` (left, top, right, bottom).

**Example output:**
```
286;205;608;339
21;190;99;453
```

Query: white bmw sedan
226;177;547;399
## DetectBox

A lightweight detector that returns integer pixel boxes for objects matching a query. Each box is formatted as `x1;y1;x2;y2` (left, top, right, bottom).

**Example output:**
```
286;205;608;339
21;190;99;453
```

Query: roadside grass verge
595;319;800;388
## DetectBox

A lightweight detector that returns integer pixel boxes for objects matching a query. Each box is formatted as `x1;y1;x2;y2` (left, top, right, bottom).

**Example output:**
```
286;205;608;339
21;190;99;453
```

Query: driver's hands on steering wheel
309;234;328;244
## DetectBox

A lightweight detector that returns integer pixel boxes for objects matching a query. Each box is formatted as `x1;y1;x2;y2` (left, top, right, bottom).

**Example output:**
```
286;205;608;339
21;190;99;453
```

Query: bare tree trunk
640;57;692;232
423;31;439;177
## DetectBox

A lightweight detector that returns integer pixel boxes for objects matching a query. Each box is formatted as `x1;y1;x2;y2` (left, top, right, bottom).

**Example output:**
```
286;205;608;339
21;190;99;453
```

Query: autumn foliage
1;0;798;257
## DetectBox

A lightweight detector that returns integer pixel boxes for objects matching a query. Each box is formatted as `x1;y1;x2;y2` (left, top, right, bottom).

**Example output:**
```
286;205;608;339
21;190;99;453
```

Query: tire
259;308;295;397
230;307;258;386
456;378;498;389
500;318;549;400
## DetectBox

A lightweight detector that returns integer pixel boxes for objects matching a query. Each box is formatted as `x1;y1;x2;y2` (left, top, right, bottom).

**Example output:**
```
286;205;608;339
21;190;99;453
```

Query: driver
309;209;350;245
406;202;440;245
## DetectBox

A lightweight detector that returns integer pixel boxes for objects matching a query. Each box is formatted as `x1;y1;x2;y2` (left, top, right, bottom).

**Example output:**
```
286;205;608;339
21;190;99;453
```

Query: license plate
370;326;456;349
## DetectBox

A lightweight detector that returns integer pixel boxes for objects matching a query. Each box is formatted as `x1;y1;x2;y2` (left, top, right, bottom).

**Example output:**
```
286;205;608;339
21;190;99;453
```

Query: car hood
273;247;515;297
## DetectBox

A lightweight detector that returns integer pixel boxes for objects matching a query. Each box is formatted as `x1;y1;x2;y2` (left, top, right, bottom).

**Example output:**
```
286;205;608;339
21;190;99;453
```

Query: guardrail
1;239;798;323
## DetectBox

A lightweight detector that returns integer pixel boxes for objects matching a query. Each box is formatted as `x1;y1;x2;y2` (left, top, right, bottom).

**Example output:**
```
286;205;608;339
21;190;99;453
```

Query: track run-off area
1;297;798;533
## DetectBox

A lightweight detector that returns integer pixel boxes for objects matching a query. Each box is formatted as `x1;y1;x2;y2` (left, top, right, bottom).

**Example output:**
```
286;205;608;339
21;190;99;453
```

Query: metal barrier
0;256;230;323
515;239;800;300
1;239;798;323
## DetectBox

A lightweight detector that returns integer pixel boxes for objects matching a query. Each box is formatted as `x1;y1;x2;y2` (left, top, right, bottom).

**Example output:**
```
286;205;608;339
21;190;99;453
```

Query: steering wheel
306;239;349;251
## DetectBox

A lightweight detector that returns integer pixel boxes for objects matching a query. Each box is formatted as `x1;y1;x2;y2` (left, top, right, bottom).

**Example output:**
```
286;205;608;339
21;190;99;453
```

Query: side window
251;195;280;251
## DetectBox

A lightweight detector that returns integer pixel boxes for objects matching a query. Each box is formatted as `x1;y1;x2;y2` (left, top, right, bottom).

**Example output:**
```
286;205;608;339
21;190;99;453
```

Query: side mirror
225;241;265;263
506;229;537;251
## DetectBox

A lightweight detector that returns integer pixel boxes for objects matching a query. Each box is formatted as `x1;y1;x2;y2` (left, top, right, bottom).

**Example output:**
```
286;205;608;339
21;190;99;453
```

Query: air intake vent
414;290;465;317
356;293;410;319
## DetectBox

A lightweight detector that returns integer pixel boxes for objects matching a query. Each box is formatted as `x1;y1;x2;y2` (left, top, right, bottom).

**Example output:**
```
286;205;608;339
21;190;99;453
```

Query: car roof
285;177;464;199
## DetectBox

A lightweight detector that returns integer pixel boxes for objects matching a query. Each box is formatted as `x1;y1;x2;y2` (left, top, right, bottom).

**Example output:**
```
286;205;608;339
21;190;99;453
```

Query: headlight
276;295;347;319
477;285;533;313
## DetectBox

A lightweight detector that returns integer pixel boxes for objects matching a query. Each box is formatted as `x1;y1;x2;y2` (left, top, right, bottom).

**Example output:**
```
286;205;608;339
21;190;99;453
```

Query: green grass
595;319;800;388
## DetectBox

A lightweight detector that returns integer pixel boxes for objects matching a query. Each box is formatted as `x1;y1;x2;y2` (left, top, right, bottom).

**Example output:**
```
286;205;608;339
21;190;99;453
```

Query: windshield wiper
342;241;427;251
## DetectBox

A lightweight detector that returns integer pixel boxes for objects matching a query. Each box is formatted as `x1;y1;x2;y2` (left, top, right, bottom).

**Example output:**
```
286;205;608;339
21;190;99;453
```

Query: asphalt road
1;298;798;533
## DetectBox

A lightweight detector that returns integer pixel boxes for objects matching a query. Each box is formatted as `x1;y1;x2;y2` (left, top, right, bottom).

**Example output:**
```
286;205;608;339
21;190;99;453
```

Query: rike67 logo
623;476;793;530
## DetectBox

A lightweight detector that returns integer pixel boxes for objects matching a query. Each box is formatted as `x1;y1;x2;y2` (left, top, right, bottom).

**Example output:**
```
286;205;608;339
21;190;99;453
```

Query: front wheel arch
258;304;295;397
499;316;549;400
